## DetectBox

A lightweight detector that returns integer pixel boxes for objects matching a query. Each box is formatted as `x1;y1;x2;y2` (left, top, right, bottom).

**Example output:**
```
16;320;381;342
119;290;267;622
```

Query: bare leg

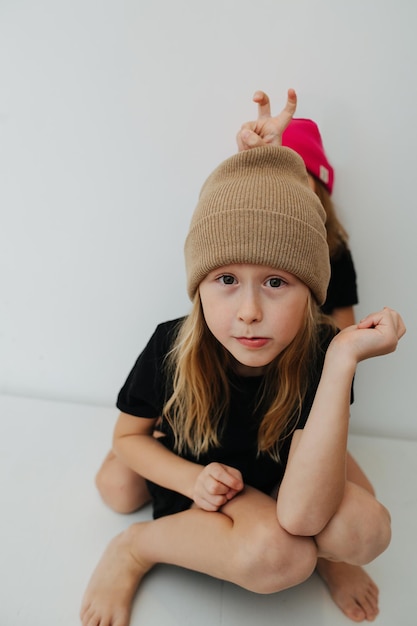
95;450;151;514
316;560;379;622
80;529;152;626
314;481;390;622
81;487;317;626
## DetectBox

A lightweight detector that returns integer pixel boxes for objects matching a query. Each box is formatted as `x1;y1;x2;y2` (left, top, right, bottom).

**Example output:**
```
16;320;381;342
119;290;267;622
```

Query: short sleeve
116;318;183;418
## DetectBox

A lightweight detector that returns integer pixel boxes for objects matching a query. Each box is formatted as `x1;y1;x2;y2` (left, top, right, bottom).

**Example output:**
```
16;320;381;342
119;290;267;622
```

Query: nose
237;285;263;324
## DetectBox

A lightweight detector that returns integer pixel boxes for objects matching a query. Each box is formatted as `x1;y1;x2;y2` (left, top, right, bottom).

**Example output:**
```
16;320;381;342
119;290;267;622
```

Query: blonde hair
314;178;349;260
163;292;334;460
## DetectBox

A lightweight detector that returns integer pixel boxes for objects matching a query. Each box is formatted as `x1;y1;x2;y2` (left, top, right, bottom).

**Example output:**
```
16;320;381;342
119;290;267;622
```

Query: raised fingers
284;88;297;117
271;87;297;135
252;90;271;118
237;88;297;152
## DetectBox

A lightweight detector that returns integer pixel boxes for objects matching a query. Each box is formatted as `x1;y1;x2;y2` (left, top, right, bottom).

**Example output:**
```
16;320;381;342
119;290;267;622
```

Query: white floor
1;394;416;626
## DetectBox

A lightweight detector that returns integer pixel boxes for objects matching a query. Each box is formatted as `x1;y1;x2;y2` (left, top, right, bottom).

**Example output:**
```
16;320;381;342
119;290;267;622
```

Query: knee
343;500;392;565
95;463;129;514
233;519;317;594
359;500;391;564
95;456;150;514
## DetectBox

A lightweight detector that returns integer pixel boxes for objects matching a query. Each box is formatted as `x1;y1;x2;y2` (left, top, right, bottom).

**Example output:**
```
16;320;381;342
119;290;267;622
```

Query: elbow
277;505;331;537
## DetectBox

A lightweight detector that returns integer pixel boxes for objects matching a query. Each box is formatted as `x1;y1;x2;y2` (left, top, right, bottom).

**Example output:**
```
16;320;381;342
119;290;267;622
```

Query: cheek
272;296;308;336
204;304;227;333
200;297;233;344
200;294;221;334
201;312;226;348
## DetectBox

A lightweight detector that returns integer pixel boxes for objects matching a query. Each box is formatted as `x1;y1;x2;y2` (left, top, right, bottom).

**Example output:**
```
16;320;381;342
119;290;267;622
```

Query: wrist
184;462;204;501
324;340;357;379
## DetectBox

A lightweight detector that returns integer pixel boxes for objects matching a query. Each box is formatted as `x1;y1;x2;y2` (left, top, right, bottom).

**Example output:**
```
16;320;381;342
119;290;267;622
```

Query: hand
192;462;244;511
330;306;406;365
236;88;297;152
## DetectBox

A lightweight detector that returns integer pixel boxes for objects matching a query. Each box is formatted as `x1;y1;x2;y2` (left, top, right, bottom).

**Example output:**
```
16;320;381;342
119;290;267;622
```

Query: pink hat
282;118;334;194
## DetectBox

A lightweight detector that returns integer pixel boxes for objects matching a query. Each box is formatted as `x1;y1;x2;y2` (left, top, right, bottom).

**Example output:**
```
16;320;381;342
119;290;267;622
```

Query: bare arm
277;307;405;536
277;353;353;536
332;308;379;496
113;412;243;511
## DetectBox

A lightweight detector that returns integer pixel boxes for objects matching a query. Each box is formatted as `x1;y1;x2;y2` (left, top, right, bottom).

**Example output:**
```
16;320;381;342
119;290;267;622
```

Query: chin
231;356;272;376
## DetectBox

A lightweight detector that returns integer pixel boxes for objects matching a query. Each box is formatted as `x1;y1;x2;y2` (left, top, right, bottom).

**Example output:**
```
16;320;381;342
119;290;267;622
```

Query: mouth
235;337;270;349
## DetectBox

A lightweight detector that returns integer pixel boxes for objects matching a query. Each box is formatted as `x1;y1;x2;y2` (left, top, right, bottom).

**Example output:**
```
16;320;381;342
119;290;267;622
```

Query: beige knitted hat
184;146;330;304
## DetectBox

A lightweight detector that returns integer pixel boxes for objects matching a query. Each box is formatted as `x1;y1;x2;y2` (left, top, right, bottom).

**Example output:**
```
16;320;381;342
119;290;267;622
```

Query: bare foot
80;525;152;626
316;559;379;622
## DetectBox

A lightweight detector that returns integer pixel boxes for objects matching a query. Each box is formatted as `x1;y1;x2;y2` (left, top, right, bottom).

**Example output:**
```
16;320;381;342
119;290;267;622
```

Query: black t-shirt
322;247;358;315
117;318;339;518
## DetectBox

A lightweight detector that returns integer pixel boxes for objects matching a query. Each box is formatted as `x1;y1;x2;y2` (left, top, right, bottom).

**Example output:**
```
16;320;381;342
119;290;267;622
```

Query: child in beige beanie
82;90;405;626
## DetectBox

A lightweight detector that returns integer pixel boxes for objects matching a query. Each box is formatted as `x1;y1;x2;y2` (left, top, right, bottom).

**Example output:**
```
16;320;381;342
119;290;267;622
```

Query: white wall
1;0;416;439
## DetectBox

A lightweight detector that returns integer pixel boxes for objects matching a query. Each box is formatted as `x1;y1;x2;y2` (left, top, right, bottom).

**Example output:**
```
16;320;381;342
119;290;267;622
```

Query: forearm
277;350;356;536
114;431;201;500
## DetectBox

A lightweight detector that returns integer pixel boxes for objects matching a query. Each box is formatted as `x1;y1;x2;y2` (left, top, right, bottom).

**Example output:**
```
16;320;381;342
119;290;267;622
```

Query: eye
218;274;236;285
266;277;285;288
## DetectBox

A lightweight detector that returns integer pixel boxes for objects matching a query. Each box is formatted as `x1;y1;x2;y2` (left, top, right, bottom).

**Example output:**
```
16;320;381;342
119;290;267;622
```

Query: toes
345;590;379;622
345;601;366;622
79;603;102;626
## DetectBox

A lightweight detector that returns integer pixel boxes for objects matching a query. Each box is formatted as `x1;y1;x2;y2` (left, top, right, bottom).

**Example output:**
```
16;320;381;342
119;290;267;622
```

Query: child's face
199;263;310;377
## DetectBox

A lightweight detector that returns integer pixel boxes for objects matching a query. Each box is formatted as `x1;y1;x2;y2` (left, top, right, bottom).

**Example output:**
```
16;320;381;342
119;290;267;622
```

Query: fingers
382;306;406;339
271;87;297;136
358;307;406;340
208;463;244;492
284;88;297;117
194;463;244;510
331;306;406;366
343;306;406;362
236;87;297;152
357;311;384;329
252;88;296;121
252;90;271;118
236;127;266;151
253;88;296;127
